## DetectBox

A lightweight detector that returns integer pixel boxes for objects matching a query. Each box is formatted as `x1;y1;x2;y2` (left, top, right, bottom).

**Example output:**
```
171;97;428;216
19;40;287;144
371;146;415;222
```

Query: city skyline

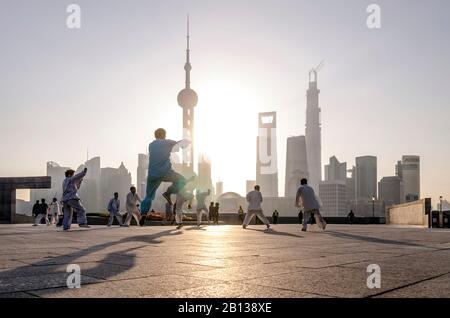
1;0;450;203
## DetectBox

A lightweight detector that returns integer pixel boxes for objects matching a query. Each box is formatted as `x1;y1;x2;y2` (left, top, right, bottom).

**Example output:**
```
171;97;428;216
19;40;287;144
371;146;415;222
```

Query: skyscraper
177;17;198;176
396;156;420;202
197;154;213;192
305;69;322;192
137;153;149;198
256;112;278;197
378;176;404;207
285;136;308;198
355;156;377;200
324;156;347;182
319;181;347;217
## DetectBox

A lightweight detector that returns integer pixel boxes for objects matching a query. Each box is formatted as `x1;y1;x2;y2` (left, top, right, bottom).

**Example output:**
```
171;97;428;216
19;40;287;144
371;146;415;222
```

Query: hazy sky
1;0;449;203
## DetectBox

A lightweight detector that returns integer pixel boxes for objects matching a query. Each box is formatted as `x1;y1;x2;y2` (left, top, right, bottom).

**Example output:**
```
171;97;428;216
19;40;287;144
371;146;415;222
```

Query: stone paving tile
0;292;38;298
29;275;224;298
375;274;450;298
278;252;396;269
151;282;316;298
0;273;101;294
179;263;304;282
244;266;424;298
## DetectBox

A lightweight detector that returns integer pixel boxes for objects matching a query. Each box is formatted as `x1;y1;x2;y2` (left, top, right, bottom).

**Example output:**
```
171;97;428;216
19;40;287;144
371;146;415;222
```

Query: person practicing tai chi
139;128;191;226
107;192;123;227
123;186;141;227
174;188;194;229
33;198;50;226
243;185;271;230
61;168;90;231
48;197;61;225
195;189;211;227
295;178;327;232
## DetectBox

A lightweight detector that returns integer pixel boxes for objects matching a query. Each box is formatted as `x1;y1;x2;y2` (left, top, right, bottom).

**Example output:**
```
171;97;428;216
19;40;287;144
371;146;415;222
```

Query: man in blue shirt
140;128;191;224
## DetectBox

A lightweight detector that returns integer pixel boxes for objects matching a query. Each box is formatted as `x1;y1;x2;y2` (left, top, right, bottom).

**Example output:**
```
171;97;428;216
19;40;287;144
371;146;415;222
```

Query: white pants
34;214;50;226
50;213;59;225
303;209;326;230
243;210;270;226
124;208;141;226
108;211;123;226
196;206;209;226
175;193;190;224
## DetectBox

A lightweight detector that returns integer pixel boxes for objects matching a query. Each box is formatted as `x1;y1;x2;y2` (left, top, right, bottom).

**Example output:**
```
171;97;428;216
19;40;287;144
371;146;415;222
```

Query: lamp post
372;196;375;223
440;196;443;228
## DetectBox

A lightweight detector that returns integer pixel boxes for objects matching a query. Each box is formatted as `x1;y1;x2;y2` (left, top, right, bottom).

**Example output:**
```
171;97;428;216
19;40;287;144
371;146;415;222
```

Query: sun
194;80;265;194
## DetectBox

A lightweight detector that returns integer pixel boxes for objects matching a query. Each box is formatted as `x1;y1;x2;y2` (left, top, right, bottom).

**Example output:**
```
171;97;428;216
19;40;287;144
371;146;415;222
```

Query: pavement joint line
365;270;450;298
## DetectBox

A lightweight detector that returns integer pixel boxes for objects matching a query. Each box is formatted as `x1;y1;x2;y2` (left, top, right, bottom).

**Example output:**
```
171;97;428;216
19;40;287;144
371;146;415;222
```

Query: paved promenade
0;224;449;298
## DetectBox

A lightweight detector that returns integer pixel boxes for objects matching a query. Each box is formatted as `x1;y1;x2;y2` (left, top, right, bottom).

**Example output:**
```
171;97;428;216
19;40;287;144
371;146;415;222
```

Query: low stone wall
386;199;429;227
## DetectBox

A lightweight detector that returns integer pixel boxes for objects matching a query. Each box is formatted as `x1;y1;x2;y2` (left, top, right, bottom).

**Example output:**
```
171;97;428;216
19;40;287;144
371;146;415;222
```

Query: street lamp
440;196;443;228
372;196;376;221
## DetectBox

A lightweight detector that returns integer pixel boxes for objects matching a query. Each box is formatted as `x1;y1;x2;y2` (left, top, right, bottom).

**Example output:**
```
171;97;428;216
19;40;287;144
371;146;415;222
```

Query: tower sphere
177;88;198;108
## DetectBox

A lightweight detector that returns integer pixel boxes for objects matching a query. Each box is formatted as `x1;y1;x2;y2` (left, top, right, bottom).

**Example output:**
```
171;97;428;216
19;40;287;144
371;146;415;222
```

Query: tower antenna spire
184;14;192;88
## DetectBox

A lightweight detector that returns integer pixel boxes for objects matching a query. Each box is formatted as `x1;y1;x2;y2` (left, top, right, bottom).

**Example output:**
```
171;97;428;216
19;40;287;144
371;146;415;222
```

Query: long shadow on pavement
0;228;183;296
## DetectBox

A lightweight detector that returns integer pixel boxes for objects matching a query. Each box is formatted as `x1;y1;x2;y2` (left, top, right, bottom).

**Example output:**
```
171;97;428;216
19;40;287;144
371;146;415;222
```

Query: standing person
107;192;123;227
238;206;244;222
174;189;194;230
272;210;279;225
123;187;141;227
33;199;50;226
195;189;211;227
347;210;355;225
139;128;191;225
61;168;90;231
31;200;40;225
295;178;327;232
209;202;215;222
243;185;271;230
48;198;61;225
213;203;220;225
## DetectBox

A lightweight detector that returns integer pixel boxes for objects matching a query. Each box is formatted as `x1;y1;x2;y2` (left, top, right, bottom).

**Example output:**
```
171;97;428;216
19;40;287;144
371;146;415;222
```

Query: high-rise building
378;176;404;207
30;161;70;204
355;156;377;200
100;162;132;210
177;17;198;176
396;156;420;202
256;112;278;197
137;153;149;198
285;136;308;198
198;154;213;192
319;181;347;217
324;156;347;182
246;180;256;194
77;157;101;213
305;69;322;192
346;166;356;203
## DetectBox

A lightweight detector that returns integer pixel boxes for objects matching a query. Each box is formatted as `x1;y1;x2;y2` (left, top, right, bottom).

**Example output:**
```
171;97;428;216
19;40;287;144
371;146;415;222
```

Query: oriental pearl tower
177;16;198;176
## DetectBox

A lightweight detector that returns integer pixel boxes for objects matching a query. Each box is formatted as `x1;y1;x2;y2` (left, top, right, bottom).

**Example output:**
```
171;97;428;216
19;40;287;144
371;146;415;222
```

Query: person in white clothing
48;198;61;225
243;185;270;230
295;178;327;232
107;192;123;227
174;189;194;230
195;189;211;227
123;187;142;227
